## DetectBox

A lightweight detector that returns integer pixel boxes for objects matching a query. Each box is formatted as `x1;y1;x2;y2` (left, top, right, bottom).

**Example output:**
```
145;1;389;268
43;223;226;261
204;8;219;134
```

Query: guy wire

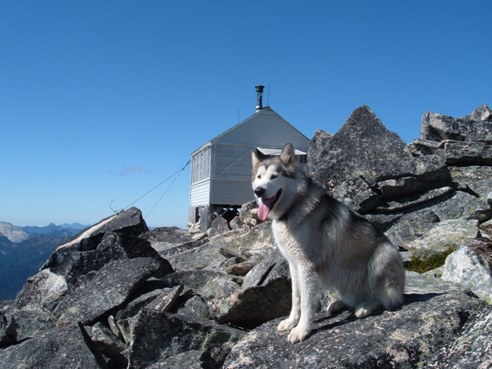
117;160;190;213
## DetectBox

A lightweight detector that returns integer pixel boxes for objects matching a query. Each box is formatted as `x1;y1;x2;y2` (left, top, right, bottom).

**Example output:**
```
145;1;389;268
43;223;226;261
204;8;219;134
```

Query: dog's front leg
277;261;301;334
287;263;317;343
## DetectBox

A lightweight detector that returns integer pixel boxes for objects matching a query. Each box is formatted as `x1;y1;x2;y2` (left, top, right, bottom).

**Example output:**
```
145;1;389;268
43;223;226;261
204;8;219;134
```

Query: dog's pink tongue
257;198;273;221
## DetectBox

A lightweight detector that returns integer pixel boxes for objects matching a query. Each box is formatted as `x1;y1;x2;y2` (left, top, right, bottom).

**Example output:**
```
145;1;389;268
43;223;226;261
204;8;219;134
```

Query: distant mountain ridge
21;222;86;237
0;220;87;300
0;222;29;243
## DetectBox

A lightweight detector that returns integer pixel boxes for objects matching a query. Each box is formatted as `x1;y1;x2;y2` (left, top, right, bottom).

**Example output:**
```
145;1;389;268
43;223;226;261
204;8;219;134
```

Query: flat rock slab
0;327;102;369
54;257;161;326
425;306;492;368
223;291;485;369
126;310;245;369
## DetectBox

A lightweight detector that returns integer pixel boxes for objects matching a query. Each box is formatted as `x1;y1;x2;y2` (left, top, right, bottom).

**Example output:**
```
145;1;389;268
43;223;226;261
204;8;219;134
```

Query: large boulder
0;327;103;369
425;307;492;368
53;257;162;326
211;249;291;328
441;241;492;304
308;105;412;193
124;310;244;369
223;288;486;369
404;219;478;259
8;209;175;341
308;106;451;213
418;105;492;166
421;104;492;142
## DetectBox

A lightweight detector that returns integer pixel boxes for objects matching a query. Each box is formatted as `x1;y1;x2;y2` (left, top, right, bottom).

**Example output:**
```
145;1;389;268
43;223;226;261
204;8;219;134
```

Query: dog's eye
270;173;278;179
257;174;261;179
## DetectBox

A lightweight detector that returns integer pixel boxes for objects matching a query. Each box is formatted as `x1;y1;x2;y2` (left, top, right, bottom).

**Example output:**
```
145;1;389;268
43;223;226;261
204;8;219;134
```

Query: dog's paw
277;318;297;334
327;300;346;315
355;300;381;318
354;306;370;318
287;324;311;344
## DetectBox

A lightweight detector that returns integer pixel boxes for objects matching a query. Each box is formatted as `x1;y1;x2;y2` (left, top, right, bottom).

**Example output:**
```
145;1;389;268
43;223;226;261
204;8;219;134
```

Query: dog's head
251;143;297;221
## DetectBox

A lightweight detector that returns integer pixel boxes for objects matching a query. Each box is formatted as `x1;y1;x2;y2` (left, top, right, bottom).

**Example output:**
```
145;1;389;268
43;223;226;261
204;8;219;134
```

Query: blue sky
1;1;491;228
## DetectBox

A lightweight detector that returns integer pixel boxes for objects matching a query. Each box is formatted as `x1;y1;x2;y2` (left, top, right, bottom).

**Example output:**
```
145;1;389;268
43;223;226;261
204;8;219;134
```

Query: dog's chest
272;220;313;260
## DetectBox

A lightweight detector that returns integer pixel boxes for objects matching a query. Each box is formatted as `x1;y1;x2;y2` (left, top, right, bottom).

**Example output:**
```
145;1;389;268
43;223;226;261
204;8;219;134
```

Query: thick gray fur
252;143;405;343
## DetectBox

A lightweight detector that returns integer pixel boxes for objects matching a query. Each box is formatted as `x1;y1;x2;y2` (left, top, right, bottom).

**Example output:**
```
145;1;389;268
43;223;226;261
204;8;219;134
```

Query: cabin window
297;154;308;164
192;147;211;184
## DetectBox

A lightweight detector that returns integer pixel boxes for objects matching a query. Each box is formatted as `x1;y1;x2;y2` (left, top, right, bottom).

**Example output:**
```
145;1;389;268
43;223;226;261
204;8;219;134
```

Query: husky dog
252;143;405;343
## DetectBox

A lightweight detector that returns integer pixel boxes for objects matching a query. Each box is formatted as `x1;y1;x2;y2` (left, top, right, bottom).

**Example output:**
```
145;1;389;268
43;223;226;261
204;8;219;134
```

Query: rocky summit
1;105;492;369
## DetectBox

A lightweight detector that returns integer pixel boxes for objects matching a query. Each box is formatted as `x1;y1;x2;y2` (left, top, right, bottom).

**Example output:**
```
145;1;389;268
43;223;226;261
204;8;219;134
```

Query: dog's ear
252;148;266;168
280;143;296;167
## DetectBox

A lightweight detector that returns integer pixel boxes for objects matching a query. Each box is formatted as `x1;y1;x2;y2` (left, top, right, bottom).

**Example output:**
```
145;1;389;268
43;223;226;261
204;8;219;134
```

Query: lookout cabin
189;85;310;227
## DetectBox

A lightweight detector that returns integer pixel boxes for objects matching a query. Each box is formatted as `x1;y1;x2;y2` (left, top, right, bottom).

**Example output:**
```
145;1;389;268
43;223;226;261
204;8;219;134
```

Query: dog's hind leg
354;300;381;318
327;299;347;315
277;261;301;334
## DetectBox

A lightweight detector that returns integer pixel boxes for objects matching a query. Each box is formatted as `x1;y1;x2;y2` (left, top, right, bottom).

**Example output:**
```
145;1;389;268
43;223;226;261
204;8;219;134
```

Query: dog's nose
254;187;265;197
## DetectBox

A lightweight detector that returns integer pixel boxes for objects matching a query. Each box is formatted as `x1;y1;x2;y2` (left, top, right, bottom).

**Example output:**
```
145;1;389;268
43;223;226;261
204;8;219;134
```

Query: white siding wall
189;107;310;210
210;179;254;206
190;180;210;207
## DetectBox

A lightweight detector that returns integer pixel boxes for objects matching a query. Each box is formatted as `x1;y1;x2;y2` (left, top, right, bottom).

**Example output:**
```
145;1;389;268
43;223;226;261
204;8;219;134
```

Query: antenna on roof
255;84;264;111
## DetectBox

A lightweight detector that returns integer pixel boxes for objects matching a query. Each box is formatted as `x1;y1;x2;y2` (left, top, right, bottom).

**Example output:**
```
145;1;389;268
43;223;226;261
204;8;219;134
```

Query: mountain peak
0;221;30;243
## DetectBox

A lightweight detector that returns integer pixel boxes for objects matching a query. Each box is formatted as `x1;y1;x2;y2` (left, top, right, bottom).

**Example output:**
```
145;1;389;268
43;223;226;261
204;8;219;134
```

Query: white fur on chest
272;219;315;263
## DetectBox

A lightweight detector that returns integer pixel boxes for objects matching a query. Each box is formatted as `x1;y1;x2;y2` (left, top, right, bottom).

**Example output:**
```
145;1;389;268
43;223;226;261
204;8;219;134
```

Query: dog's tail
371;243;405;310
380;275;405;310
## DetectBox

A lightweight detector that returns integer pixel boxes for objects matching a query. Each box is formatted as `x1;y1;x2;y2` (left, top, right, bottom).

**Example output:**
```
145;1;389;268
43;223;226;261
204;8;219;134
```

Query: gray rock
306;129;333;175
88;321;126;360
309;106;412;199
0;327;104;369
208;216;231;237
9;306;56;342
166;239;227;271
384;190;487;248
115;286;182;320
421;104;492;143
54;257;162;326
442;241;492;304
124;310;244;369
145;350;204;369
40;230;172;286
165;223;274;272
90;206;149;238
468;103;492;122
160;270;239;297
444;140;492;166
141;226;193;254
212;250;291;328
0;309;16;346
146;285;184;313
225;261;255;276
308;106;452;213
216;222;274;262
15;268;68;311
426;306;492;368
239;200;260;227
404;219;478;259
176;295;211;320
223;291;485;369
404;271;463;295
242;248;289;288
376;186;455;214
407;138;443;157
450;165;492;200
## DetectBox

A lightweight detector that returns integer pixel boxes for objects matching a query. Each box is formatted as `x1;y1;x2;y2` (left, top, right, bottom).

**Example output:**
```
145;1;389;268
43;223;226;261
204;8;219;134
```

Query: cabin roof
192;106;309;155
